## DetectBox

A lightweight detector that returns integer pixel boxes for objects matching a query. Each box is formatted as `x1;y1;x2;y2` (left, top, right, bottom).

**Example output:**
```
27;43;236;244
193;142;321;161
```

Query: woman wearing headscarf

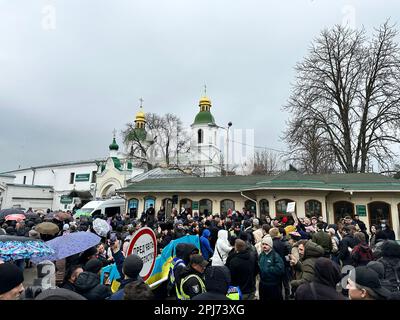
295;257;345;300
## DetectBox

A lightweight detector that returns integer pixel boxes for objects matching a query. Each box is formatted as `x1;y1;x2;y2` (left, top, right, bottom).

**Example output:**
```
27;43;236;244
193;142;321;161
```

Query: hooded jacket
291;241;324;290
295;257;345;300
174;244;200;290
192;266;230;300
75;272;112;300
226;247;258;294
351;242;373;267
211;230;232;266
200;229;214;260
378;241;400;293
312;230;333;255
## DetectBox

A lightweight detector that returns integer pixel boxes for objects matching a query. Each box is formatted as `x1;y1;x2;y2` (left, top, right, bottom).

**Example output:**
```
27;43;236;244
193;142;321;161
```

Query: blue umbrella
0;235;55;262
32;232;101;263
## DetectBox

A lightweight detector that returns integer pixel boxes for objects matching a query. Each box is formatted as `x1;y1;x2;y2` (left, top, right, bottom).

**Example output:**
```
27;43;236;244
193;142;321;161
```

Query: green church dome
193;111;216;125
109;137;119;151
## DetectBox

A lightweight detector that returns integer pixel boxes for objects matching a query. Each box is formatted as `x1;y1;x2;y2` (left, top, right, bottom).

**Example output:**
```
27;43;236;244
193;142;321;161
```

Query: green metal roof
118;171;400;193
112;157;122;171
193;111;216;125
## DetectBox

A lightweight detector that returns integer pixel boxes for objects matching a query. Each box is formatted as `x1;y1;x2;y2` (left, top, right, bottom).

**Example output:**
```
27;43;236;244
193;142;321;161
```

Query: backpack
381;260;400;293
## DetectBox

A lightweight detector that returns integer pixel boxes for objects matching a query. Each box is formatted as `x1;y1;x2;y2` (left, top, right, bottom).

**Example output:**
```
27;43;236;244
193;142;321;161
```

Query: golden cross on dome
112;129;117;138
139;97;144;108
203;84;207;96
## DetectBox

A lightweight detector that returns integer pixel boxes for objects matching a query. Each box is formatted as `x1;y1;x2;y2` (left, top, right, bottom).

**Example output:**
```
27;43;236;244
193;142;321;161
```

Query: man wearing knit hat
0;263;25;300
258;235;285;301
110;254;144;300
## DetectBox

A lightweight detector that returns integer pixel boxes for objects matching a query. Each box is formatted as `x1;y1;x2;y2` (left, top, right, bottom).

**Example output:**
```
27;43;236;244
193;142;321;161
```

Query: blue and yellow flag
145;235;200;286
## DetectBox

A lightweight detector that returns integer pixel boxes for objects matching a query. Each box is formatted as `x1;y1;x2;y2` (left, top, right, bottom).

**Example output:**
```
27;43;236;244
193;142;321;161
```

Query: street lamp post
226;122;232;175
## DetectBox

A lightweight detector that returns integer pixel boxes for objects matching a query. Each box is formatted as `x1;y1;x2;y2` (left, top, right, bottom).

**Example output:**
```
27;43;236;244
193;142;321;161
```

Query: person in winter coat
109;254;144;300
377;240;400;294
327;228;340;265
346;265;392;300
295;257;345;300
200;229;214;261
380;222;396;241
269;227;291;299
369;224;378;247
157;206;166;223
74;259;112;300
192;266;231;301
290;240;324;292
178;254;208;300
312;223;332;257
225;239;258;300
169;243;199;297
372;230;388;260
173;220;186;239
353;215;369;242
243;220;255;245
351;232;373;267
338;226;358;266
145;204;156;229
258;236;285;301
211;230;232;266
252;219;264;244
61;265;84;292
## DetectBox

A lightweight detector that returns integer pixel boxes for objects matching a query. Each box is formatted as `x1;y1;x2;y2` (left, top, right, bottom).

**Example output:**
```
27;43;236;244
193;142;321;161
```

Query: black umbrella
25;211;39;219
0;208;25;220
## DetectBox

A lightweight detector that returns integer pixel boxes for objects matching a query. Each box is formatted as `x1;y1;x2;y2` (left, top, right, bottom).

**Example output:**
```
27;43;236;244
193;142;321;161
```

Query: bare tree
122;113;190;170
285;119;337;174
122;122;154;171
284;22;400;173
251;150;280;175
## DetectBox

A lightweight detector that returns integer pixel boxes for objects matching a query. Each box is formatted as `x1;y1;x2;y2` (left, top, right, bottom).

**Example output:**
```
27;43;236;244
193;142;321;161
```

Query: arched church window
198;129;203;144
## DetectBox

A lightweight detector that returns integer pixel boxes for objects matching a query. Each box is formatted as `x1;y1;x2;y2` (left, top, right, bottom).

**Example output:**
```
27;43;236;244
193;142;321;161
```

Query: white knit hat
261;235;273;247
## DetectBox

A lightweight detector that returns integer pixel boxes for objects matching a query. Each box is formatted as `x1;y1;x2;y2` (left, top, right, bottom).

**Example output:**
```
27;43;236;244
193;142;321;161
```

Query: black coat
295;257;344;300
338;234;358;266
272;238;290;266
295;282;345;300
225;248;258;294
75;272;112;300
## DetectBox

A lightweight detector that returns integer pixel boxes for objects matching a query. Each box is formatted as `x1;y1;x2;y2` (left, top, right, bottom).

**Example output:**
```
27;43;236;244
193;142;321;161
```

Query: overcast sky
1;0;400;172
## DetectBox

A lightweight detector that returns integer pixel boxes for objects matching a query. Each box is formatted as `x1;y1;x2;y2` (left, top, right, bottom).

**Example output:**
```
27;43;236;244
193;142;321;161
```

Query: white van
79;197;126;217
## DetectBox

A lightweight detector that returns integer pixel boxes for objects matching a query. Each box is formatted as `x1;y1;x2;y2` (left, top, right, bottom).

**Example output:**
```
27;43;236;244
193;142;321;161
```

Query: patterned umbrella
35;222;60;235
93;218;110;237
0;208;25;219
5;214;26;222
73;210;92;219
0;235;55;262
31;232;101;263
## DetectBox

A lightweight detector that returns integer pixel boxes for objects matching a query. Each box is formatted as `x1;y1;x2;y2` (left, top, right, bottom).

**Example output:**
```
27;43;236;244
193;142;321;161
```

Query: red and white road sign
126;227;157;281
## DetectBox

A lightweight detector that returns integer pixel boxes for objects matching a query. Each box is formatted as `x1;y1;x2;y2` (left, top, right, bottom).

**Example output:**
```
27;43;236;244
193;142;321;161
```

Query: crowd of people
1;204;400;301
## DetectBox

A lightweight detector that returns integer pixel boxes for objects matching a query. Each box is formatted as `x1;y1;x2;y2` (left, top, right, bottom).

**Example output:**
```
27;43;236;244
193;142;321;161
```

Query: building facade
117;171;400;239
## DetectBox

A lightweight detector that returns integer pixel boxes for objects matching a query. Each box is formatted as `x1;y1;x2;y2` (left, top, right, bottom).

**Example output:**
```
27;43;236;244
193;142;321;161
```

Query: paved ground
23;266;36;287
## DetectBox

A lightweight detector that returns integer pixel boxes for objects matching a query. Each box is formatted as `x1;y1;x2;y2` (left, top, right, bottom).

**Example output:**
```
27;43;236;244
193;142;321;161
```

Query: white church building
0;94;226;211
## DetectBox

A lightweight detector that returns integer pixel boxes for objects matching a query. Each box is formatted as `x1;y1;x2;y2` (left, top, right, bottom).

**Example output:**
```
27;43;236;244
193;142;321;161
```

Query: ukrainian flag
146;235;200;287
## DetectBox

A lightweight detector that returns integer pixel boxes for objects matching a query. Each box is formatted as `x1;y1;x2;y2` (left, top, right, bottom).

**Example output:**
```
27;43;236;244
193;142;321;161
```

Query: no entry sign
126;227;157;281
